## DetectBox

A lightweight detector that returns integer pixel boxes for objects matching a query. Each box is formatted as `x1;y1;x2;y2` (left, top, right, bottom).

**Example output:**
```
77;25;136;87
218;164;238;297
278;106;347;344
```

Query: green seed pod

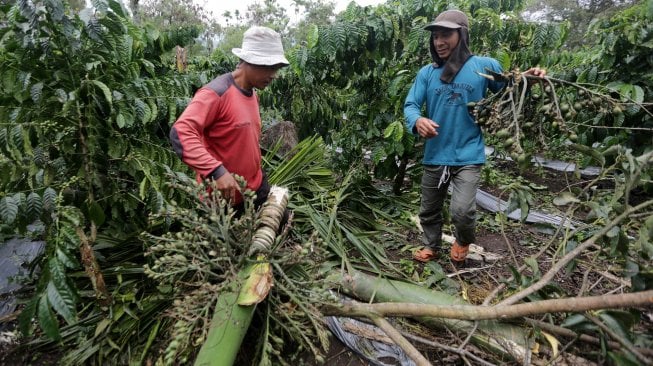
560;103;570;113
540;104;552;113
496;128;511;139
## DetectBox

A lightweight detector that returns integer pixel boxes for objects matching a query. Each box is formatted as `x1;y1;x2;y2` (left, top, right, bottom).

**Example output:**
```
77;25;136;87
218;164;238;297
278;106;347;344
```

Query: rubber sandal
413;247;437;263
450;240;470;263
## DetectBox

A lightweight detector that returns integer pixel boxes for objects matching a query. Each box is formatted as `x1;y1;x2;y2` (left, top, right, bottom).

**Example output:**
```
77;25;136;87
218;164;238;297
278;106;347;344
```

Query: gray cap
424;10;469;31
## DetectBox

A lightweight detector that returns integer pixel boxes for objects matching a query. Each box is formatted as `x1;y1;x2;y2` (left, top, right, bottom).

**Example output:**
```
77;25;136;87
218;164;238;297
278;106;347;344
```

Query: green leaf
553;192;581;206
60;206;84;227
90;80;112;105
42;187;57;213
10;124;23;149
524;256;540;277
623;260;639;278
54;89;68;103
139;178;148;200
47;281;76;325
56;248;79;269
38;295;61;341
560;314;590;329
116;112;126;128
30;82;44;103
383;122;396;139
108;0;127;18
87;201;105;226
18;297;38;336
94;318;111;337
598;311;631;342
569;143;605;167
607;351;640;366
26;192;43;220
631;85;644;103
0;196;18;224
134;98;151;123
307;24;319;49
142;59;155;76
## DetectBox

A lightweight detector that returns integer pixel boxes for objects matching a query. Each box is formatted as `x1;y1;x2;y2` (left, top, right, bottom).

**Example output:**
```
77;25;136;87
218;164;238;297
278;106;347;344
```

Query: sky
201;0;385;25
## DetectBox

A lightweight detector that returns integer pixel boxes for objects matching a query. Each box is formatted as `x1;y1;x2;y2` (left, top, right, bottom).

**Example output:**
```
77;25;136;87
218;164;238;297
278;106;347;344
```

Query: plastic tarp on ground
485;146;601;177
0;237;45;325
476;189;583;230
481;147;593;230
326;315;416;366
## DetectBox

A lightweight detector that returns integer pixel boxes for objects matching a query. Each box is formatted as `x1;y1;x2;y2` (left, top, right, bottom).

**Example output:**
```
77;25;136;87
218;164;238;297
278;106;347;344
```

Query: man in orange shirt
170;26;289;210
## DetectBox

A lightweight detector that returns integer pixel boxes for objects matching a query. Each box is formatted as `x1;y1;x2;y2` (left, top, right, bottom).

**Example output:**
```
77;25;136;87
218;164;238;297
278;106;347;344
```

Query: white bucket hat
232;26;290;66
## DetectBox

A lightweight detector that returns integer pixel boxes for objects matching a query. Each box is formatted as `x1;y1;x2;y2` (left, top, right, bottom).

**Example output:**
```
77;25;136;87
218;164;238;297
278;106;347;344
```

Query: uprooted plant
142;173;333;365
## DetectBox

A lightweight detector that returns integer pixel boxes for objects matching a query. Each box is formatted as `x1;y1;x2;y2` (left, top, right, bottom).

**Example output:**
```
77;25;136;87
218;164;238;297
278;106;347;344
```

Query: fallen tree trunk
327;289;653;320
333;270;539;363
330;271;653;364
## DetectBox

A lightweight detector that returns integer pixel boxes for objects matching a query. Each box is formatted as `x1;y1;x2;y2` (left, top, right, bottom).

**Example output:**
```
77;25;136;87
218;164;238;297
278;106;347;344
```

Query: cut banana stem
249;186;289;255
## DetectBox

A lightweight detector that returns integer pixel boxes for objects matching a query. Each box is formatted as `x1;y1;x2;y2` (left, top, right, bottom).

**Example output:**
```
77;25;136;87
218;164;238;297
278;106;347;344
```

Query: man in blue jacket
404;9;546;263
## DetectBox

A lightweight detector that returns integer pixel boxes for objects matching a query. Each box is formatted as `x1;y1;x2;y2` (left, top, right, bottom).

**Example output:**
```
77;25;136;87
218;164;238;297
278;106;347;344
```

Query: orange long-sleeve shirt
170;73;263;204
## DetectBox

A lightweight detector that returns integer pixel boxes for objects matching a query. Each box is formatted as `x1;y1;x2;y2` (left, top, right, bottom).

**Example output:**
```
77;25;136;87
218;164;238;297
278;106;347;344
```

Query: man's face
247;64;283;90
432;28;460;61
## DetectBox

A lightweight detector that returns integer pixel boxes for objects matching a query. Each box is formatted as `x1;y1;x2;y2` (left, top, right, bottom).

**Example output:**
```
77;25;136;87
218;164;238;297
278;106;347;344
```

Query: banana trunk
194;187;289;366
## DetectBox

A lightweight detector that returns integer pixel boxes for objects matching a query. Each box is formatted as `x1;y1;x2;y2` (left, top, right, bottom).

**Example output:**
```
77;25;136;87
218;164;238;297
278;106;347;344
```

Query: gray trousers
419;165;481;249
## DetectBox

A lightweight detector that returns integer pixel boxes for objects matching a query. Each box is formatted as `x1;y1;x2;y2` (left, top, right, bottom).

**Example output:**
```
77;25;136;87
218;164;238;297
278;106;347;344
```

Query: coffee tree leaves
42;187;57;213
38;294;61;341
26;192;43;220
18;297;38;337
0;195;19;225
47;280;76;326
87;200;106;226
89;79;112;105
30;81;44;103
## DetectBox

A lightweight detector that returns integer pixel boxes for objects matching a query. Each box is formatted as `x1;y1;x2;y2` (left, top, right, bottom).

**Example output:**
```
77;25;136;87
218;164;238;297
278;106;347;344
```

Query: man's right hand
415;117;439;138
214;172;240;203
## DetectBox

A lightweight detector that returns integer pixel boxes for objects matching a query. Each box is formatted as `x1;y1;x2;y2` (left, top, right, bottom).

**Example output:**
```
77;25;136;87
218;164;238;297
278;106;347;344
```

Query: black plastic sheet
0;237;45;323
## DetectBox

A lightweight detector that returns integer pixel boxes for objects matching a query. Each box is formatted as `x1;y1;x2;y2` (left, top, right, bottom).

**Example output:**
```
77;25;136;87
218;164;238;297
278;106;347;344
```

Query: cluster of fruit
466;69;617;162
467;69;547;162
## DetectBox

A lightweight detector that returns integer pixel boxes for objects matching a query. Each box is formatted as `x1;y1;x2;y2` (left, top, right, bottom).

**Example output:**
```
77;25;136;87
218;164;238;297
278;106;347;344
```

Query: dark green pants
419;164;481;249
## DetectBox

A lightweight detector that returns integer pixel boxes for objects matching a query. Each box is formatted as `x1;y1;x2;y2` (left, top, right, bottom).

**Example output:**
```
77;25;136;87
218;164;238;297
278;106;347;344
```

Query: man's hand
524;67;547;86
214;172;240;203
415;117;439;138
